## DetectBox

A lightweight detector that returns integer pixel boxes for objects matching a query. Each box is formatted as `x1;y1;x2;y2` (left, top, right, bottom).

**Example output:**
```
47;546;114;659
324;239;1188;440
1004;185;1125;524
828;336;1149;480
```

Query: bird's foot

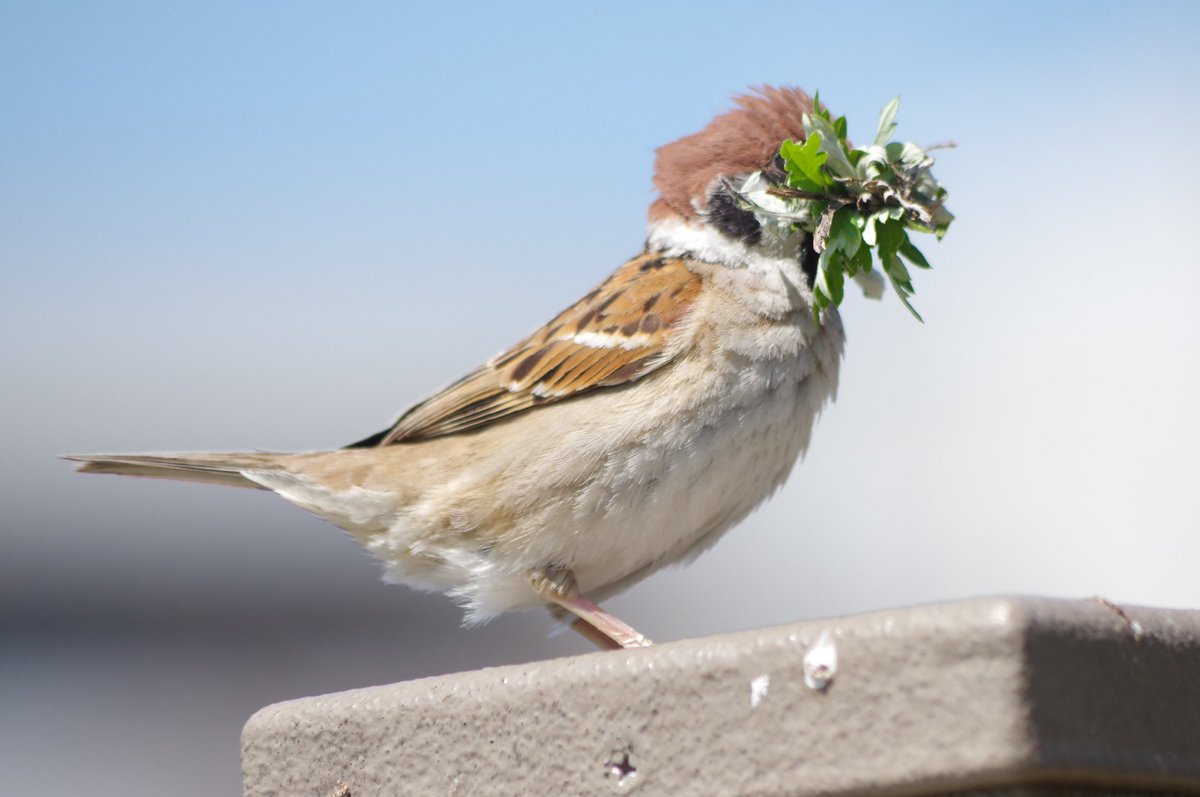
531;566;652;650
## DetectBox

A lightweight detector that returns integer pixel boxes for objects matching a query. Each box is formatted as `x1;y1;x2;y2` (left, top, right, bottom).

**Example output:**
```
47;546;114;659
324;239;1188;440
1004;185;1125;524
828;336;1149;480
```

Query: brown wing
371;252;702;445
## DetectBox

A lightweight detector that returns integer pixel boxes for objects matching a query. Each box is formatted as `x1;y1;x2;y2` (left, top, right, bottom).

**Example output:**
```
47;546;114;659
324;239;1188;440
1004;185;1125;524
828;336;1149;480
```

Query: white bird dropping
803;630;838;691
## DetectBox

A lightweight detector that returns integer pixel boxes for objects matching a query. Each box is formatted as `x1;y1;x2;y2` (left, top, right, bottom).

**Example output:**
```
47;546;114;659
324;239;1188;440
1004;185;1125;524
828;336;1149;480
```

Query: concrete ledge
241;597;1200;796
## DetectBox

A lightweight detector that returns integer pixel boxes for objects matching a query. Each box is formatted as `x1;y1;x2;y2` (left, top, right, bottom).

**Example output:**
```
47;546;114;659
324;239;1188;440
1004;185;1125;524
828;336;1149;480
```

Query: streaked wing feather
379;253;702;444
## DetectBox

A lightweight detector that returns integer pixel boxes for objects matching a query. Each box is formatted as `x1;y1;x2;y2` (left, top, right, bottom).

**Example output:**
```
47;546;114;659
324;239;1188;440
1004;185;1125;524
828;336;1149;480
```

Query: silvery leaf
853;269;886;300
874;96;900;147
804;113;855;178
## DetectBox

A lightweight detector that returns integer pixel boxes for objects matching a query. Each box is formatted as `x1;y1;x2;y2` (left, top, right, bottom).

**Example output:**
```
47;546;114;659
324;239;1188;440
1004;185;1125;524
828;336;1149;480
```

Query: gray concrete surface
241;597;1200;796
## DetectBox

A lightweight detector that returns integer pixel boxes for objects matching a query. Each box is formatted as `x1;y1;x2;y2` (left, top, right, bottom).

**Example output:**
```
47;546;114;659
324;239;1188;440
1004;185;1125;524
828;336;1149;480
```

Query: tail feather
62;452;285;491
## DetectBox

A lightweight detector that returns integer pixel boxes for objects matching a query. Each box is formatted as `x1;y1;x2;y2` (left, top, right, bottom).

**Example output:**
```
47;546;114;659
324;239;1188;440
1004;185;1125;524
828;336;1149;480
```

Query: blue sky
6;1;1196;308
2;3;1199;793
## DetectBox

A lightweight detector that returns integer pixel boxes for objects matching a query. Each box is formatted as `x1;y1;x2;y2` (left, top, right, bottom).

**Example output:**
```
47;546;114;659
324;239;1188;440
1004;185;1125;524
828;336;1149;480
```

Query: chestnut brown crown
649;86;815;223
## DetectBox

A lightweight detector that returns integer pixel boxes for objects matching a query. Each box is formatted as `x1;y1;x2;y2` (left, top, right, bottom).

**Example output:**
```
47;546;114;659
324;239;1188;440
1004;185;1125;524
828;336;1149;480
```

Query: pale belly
567;354;840;602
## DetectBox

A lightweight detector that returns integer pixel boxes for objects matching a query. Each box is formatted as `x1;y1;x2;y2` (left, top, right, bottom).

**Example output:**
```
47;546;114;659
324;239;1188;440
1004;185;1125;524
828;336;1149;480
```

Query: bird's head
647;86;818;276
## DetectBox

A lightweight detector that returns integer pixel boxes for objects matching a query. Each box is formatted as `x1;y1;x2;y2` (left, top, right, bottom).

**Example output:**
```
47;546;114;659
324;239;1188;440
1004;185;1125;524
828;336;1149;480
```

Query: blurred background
3;1;1198;794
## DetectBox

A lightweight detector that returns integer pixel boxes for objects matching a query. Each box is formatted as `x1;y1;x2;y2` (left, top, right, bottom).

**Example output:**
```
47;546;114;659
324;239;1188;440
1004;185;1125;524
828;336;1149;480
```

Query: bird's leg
531;566;652;650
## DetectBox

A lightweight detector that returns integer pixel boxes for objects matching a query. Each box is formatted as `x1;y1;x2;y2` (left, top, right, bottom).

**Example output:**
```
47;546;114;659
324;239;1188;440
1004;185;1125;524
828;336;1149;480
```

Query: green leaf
813;90;830;122
888;272;925;322
811;283;830;325
882;251;912;289
829;206;862;258
898;233;932;269
780;136;831;193
851;241;873;274
833;115;848;143
816;248;845;306
874;96;900;146
874;217;905;258
880;250;922;321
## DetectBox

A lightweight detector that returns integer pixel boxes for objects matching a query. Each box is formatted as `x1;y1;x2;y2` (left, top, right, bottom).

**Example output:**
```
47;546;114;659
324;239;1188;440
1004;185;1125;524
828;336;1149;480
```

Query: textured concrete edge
240;596;1200;797
1018;599;1200;790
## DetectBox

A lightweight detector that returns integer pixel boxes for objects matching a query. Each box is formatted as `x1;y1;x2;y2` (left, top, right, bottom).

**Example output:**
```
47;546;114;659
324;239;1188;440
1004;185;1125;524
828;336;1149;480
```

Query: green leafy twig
729;94;953;323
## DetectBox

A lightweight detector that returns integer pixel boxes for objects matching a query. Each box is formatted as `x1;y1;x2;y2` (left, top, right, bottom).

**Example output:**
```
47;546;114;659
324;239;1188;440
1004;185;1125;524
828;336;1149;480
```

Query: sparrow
68;86;844;650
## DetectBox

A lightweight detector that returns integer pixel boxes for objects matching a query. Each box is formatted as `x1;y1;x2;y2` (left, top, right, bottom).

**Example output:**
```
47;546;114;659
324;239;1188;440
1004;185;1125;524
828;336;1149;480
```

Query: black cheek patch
799;233;818;289
706;190;762;246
